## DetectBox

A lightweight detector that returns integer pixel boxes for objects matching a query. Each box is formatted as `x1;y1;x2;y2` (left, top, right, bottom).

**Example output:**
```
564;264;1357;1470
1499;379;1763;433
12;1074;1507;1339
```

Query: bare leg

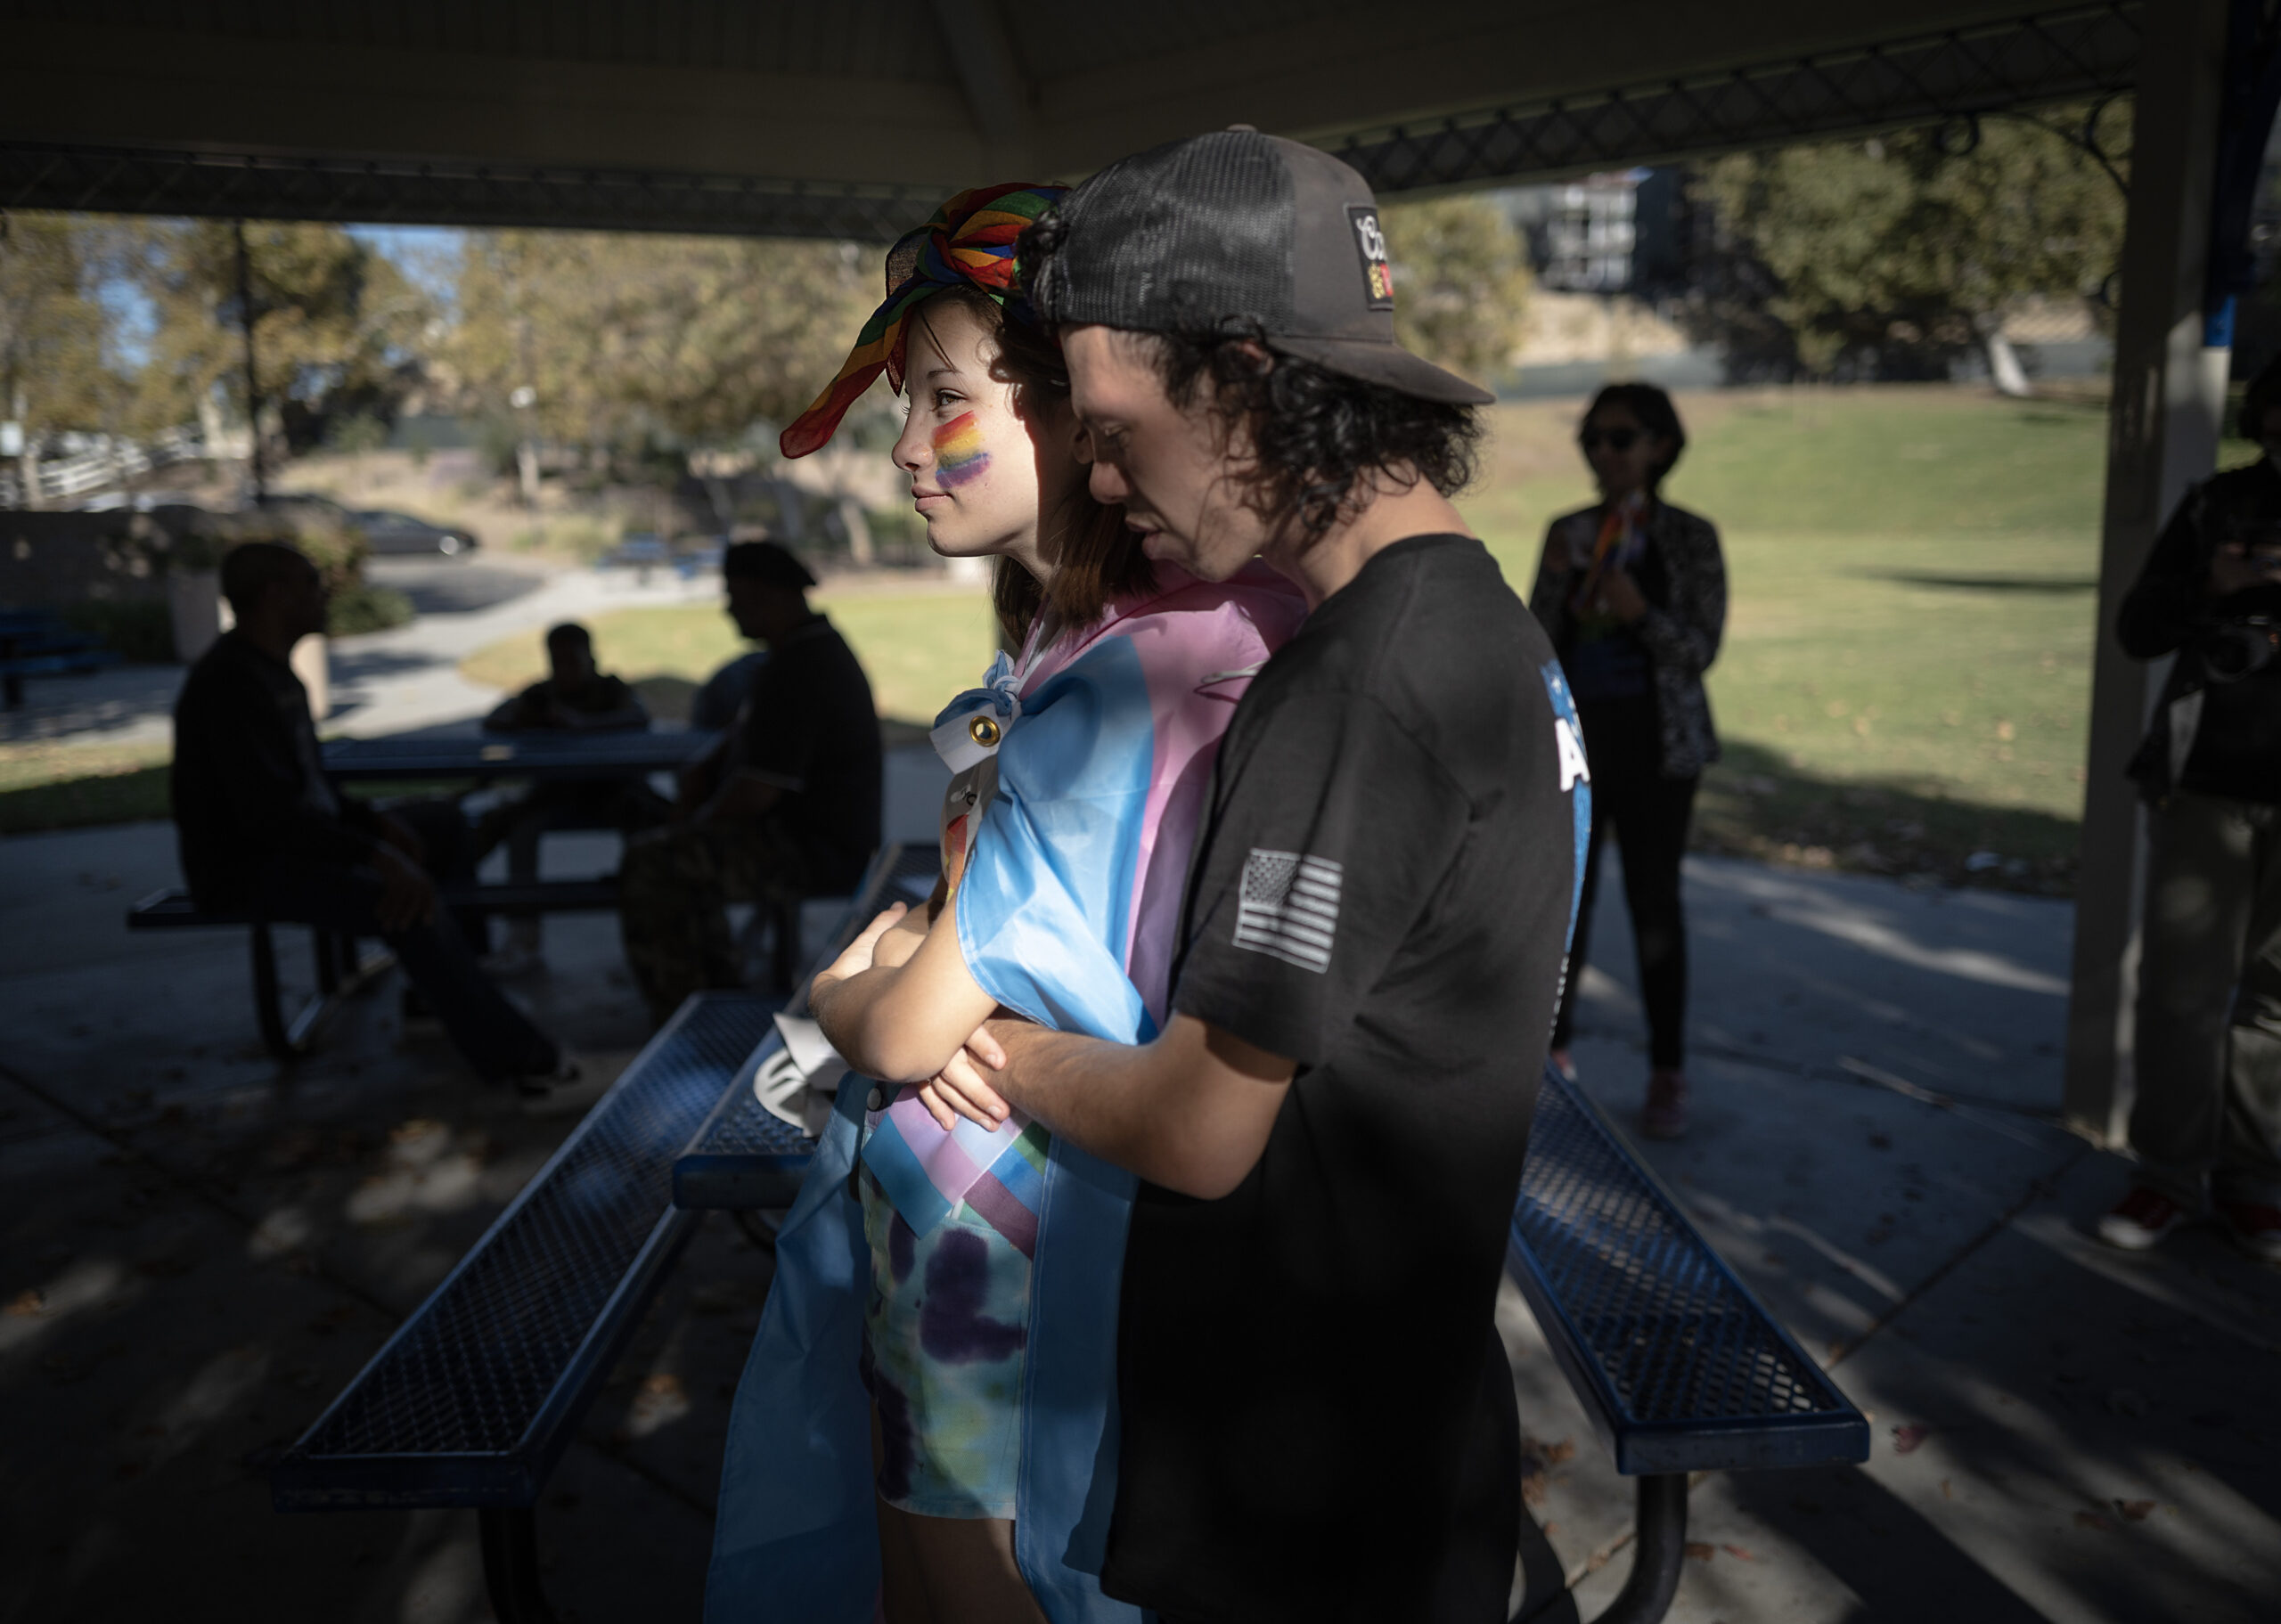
872;1406;937;1624
890;1507;1047;1624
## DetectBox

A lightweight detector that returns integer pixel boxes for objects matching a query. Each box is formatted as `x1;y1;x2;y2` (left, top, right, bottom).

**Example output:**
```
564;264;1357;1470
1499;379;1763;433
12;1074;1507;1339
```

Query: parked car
254;491;359;530
352;507;479;557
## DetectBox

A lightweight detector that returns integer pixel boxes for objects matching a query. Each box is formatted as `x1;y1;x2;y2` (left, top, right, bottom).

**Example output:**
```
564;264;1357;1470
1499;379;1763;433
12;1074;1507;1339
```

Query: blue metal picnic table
320;727;719;784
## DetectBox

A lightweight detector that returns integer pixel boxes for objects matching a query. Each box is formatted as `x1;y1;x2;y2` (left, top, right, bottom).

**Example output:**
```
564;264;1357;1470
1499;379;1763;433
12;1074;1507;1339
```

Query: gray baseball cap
1026;129;1494;406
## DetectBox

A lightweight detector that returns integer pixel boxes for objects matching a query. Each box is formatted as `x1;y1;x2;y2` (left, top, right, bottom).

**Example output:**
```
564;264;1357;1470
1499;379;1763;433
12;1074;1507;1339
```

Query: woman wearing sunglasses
1529;382;1727;1138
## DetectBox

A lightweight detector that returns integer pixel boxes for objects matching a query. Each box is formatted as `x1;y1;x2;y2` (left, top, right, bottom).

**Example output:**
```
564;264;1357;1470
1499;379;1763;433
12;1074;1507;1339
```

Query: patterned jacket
1528;497;1728;779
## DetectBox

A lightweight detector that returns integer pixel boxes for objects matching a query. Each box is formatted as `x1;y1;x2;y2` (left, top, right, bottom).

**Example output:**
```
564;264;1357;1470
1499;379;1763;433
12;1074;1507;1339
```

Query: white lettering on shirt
1554;717;1591;792
1233;848;1342;974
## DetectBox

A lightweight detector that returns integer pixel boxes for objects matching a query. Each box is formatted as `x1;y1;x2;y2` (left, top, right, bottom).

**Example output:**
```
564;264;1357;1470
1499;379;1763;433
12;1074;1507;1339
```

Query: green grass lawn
0;739;174;836
458;583;999;732
1459;386;2255;893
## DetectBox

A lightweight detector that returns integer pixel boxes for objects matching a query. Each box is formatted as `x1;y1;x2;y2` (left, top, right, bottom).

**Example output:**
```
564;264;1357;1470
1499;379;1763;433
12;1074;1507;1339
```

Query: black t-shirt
172;631;380;903
1103;535;1589;1621
734;614;882;890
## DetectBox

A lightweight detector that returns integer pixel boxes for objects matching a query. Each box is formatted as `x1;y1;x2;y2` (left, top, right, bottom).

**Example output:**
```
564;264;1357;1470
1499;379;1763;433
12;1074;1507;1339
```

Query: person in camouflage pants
618;817;824;1024
617;540;880;1027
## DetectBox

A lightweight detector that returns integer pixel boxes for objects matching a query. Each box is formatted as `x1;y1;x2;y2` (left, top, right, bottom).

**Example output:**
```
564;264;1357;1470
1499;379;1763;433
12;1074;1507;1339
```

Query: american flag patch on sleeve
1233;848;1343;973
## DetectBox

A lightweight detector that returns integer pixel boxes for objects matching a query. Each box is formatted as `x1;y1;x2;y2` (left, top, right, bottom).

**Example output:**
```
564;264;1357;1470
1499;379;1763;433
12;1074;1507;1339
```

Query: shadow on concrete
1695;738;2081;894
1854;571;2098;594
1721;1462;2054;1622
0;662;184;745
328;647;446;687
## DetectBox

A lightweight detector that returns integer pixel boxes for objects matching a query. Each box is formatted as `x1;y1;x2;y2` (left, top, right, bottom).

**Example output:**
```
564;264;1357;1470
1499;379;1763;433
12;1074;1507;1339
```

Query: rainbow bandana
778;182;1066;459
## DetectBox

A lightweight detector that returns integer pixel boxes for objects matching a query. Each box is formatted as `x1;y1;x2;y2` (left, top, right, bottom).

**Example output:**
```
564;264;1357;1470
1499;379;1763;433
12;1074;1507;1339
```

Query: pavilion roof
0;1;2138;235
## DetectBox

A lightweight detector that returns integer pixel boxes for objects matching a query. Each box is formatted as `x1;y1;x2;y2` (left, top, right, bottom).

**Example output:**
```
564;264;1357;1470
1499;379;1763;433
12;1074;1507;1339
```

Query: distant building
1497;168;1690;297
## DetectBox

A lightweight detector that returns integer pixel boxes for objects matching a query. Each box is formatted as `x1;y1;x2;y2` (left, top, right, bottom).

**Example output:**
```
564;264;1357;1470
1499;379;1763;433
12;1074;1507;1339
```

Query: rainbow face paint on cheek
932;412;990;488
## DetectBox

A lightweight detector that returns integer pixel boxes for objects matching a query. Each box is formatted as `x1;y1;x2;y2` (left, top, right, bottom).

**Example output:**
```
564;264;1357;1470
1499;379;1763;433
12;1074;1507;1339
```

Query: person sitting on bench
171;542;586;1106
617;541;880;1026
478;622;665;975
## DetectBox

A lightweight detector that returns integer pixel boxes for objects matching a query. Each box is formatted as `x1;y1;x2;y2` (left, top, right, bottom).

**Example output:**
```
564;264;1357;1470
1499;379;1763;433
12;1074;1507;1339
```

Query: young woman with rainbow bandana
705;184;1304;1624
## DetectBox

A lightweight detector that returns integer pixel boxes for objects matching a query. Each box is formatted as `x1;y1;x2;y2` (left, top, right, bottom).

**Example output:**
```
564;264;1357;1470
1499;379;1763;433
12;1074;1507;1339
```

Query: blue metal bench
675;1046;1866;1624
674;844;941;1212
270;992;780;1623
127;880;620;1060
126;887;390;1058
0;613;119;706
1508;1066;1868;1621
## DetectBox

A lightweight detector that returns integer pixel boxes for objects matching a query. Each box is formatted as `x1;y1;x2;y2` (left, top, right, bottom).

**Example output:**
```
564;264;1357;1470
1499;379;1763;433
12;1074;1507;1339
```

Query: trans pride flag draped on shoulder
706;564;1306;1624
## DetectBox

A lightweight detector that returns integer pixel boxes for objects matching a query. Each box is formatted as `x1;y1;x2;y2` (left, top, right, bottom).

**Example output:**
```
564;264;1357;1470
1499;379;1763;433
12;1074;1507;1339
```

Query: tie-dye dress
707;563;1305;1624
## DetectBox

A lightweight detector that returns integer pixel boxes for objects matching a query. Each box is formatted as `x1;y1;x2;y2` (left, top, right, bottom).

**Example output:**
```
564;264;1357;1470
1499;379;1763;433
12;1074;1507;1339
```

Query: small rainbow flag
933;412;989;486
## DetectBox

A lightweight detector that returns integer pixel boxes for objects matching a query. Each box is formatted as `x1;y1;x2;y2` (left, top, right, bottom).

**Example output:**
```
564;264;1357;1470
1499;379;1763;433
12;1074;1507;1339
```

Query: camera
2204;616;2279;682
2202;579;2281;682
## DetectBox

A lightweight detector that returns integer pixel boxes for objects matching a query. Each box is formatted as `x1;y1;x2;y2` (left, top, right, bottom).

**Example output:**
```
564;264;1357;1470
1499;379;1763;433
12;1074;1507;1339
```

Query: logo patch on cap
1348;206;1394;310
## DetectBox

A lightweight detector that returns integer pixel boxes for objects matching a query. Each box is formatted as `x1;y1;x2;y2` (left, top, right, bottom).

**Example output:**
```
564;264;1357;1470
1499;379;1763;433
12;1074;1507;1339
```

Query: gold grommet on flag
969;715;1001;747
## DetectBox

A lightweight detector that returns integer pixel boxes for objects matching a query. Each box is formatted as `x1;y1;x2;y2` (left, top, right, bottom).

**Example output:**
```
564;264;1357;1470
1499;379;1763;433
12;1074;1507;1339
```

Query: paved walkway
0;555;721;750
0;810;2271;1620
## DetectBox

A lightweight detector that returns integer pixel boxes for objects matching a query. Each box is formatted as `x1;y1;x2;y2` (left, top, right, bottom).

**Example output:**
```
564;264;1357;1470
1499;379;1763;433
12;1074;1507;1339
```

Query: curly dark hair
1131;328;1482;546
1017;207;1481;547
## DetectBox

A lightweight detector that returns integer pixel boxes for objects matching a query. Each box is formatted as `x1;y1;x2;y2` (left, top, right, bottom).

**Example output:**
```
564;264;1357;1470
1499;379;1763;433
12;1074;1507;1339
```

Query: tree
1381;196;1532;387
448;231;874;469
0;213;115;503
130;220;429;450
1691;106;2127;389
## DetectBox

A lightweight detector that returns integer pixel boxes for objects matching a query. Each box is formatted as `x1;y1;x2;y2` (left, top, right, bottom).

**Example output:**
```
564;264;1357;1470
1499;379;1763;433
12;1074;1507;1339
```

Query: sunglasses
1579;427;1640;452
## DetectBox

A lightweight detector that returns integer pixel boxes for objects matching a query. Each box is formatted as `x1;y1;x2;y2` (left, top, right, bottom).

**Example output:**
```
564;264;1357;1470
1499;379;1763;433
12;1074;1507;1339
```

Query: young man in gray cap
909;132;1591;1620
619;541;880;1024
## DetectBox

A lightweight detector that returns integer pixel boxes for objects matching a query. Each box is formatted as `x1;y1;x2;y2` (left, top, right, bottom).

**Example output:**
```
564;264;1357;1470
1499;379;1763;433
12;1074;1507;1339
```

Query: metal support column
478;1508;560;1624
2063;0;2233;1141
1592;1474;1688;1624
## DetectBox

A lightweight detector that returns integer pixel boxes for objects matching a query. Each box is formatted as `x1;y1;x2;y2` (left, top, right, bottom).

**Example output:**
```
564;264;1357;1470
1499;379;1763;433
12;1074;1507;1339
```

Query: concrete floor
1517;857;2279;1624
1;817;2275;1623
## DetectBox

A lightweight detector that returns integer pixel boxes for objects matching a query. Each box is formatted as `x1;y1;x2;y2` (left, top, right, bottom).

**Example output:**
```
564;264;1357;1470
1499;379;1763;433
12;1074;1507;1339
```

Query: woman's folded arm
811;898;1001;1084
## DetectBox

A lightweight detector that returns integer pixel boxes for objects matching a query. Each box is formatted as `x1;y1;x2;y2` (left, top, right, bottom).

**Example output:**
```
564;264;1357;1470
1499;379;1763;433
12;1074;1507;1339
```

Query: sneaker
1640;1070;1687;1140
2216;1199;2281;1265
2097;1186;2194;1252
518;1050;608;1118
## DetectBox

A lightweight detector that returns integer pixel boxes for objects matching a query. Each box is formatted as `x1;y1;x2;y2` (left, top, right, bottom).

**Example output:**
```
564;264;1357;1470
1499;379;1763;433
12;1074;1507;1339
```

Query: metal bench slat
1507;1066;1869;1475
673;845;941;1211
128;879;621;930
271;992;778;1510
671;1030;815;1209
